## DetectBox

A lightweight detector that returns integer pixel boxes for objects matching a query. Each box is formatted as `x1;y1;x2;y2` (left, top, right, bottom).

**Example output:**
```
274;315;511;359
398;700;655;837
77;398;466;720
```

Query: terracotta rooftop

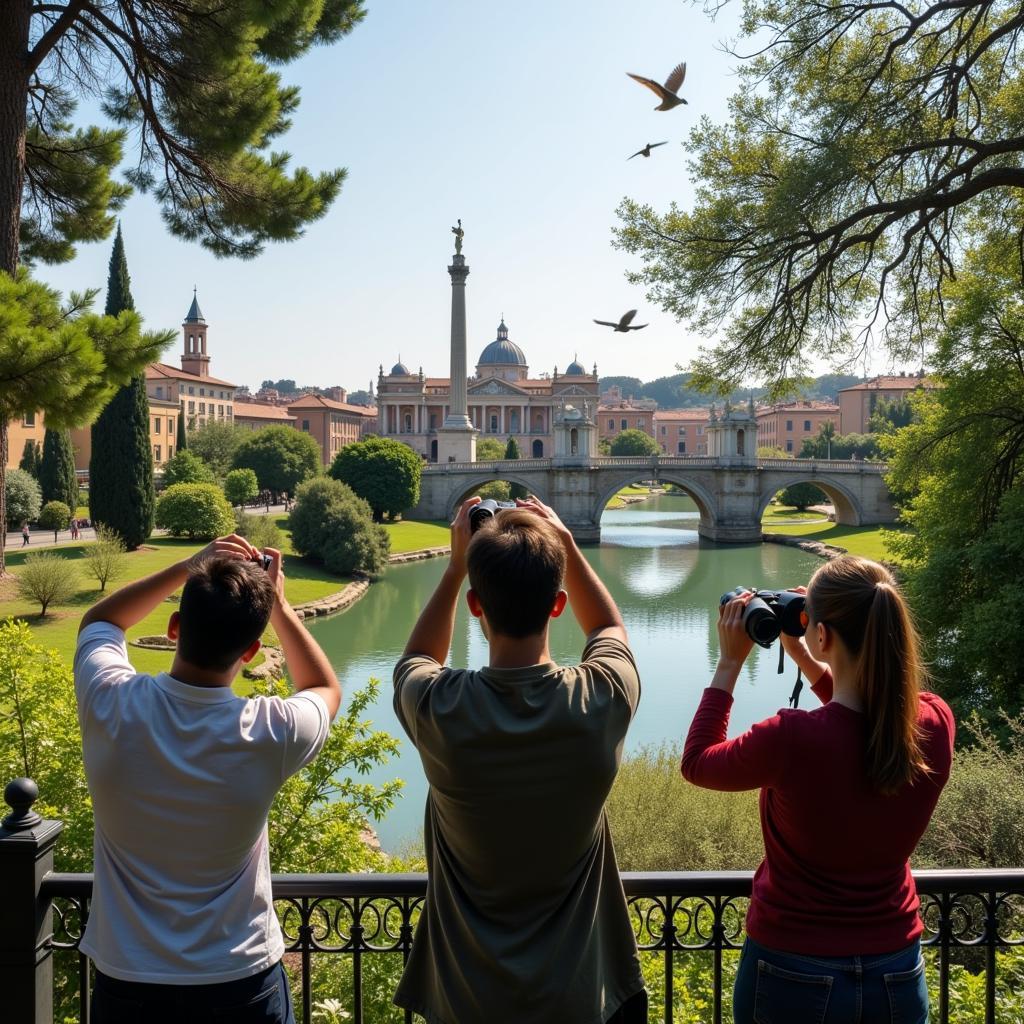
287;393;378;416
232;400;296;421
146;362;237;389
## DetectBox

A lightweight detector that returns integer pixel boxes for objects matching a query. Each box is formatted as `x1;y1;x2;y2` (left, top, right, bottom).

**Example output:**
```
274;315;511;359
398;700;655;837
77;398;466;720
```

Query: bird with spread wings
626;61;687;111
593;310;649;332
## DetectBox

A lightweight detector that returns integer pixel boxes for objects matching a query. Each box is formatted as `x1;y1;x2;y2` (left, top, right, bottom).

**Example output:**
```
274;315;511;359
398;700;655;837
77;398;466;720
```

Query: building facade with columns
375;319;600;462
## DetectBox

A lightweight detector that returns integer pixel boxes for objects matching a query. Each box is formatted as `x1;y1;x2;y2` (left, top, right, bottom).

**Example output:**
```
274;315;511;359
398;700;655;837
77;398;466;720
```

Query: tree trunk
0;1;31;578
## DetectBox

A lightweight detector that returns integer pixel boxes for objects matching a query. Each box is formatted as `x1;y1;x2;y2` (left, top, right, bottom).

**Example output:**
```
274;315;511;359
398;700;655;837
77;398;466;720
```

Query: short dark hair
177;556;276;671
466;509;566;638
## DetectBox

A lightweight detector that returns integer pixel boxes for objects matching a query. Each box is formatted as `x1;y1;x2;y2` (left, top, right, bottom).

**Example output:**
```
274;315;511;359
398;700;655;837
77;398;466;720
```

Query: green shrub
224;467;259;508
610;429;660;456
82;526;128;592
155;483;235;540
778;482;827;510
233;425;321;496
234;509;283;552
290;477;390;576
38;500;71;541
162;449;216;487
4;467;42;528
606;743;763;871
16;551;79;615
329;436;422;521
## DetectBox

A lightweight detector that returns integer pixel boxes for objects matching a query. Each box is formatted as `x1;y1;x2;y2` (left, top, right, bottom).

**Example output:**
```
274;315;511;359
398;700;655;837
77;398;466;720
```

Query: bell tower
181;288;209;378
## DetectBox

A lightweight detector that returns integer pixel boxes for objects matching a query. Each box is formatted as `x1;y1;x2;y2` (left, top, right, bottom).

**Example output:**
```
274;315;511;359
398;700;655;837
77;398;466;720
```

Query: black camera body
469;498;517;533
720;586;808;648
258;553;272;572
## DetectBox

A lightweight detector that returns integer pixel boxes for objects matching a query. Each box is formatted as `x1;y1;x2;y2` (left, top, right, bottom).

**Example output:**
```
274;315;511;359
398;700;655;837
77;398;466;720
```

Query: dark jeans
607;989;648;1023
733;937;927;1024
91;960;294;1024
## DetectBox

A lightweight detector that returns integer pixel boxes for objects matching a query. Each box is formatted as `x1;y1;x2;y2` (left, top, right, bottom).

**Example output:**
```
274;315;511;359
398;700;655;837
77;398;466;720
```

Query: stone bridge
411;456;897;543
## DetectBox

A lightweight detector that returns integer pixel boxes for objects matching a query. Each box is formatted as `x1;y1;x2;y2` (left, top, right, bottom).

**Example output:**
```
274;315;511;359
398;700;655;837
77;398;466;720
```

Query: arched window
532;439;543;458
404;414;412;433
509;410;520;433
737;429;745;456
570;428;579;455
430;440;438;462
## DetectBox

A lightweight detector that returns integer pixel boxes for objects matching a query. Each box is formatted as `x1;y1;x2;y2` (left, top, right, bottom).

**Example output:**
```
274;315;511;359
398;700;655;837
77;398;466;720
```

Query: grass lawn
606;485;654;510
765;521;909;562
384;519;450;552
761;505;829;523
0;530;348;674
271;513;450;555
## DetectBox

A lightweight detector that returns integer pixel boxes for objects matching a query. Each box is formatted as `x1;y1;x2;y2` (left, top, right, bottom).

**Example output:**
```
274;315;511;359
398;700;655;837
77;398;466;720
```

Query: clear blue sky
38;1;776;393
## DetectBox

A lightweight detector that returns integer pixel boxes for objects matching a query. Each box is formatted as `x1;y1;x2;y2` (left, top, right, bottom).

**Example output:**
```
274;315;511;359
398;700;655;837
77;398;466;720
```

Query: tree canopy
3;0;366;275
610;429;661;457
38;427;78;510
615;0;1024;393
187;420;247;477
329;436;422;521
232;425;321;496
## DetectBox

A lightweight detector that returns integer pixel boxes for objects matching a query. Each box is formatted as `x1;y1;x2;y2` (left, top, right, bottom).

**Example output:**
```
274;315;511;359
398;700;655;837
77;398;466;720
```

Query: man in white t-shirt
73;534;340;1023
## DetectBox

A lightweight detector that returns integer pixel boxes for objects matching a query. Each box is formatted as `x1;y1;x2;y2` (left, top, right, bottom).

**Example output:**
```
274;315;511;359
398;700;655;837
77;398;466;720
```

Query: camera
719;587;808;648
256;553;272;572
469;498;517;533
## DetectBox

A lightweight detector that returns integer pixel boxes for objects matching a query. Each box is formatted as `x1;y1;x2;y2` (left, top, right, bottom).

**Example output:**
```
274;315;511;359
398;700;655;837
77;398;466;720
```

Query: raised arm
79;535;254;634
265;549;341;719
516;498;626;644
403;497;478;663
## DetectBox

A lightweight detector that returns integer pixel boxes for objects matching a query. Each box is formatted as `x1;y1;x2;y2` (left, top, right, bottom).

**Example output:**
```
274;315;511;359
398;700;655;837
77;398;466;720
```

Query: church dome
390;359;410;375
565;356;586;376
478;320;527;366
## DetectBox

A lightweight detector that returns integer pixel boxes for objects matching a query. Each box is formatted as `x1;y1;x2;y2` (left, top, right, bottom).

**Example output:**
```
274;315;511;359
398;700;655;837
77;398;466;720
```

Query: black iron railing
32;869;1024;1024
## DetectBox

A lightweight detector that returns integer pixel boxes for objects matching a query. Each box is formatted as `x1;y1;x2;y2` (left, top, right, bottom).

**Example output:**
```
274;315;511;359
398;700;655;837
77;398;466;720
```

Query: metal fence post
0;778;64;1024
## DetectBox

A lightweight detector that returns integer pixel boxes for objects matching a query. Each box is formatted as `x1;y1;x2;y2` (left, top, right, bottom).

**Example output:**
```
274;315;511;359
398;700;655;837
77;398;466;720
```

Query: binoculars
469;499;517;533
720;587;808;648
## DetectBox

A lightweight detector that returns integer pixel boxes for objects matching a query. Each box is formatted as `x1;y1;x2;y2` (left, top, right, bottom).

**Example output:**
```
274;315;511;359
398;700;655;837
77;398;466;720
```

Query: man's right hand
263;548;287;610
449;496;480;578
515;496;573;546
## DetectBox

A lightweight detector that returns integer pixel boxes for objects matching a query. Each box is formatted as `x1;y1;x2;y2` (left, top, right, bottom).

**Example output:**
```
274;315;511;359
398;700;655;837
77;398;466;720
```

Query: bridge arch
591;471;718;534
758;475;865;526
446;474;553;519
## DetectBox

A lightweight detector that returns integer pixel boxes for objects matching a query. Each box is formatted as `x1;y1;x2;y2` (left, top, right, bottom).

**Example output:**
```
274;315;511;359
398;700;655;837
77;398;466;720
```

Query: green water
306;494;823;850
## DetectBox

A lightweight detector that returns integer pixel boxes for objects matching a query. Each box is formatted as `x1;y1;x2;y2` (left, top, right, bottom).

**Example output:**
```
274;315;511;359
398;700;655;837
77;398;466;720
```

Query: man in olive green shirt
393;497;646;1024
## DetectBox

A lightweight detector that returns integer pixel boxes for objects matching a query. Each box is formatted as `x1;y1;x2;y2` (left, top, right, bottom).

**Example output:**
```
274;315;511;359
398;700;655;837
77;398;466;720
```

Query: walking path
3;503;290;554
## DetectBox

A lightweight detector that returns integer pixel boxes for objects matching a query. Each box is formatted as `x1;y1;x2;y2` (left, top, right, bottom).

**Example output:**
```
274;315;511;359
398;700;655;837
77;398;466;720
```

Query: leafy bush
233;425;321;496
155;483;235;540
82;526;128;592
16;551;79;615
224;467;259;508
475;437;505;460
188;420;248;477
290;477;390;576
778;482;827;510
38;500;71;541
329;436;422;521
610;428;660;456
606;743;763;870
475;480;512;502
234;509;283;552
4;467;42;527
162;448;216;486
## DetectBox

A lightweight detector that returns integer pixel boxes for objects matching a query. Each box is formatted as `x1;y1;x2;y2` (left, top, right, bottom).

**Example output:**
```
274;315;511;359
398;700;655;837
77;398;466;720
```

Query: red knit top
681;670;955;955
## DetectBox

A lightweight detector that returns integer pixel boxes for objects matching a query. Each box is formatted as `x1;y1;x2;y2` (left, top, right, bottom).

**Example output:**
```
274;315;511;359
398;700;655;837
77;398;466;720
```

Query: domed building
376;319;599;461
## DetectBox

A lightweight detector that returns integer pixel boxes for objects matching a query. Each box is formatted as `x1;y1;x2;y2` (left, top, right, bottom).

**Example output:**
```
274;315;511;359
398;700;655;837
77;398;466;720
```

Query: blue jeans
91;960;294;1023
733;937;927;1024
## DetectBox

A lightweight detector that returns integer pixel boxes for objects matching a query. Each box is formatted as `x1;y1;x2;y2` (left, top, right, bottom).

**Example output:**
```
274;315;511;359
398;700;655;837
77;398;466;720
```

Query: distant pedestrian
71;519;80;541
21;522;30;546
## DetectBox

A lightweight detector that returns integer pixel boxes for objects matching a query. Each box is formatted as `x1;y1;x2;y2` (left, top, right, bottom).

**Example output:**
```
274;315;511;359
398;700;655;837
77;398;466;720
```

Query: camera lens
743;598;782;646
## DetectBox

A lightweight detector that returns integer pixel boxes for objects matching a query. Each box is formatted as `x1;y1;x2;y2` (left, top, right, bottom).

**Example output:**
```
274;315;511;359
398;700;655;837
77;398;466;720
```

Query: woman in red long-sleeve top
682;555;954;1024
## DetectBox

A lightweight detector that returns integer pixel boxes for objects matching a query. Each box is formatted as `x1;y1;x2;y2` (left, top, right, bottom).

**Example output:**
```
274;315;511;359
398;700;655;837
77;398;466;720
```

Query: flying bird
593;310;648;332
628;141;669;160
627;61;687;111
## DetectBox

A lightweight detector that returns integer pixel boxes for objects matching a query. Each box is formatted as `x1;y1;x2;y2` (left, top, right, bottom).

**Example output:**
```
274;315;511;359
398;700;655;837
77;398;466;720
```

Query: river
306;493;823;851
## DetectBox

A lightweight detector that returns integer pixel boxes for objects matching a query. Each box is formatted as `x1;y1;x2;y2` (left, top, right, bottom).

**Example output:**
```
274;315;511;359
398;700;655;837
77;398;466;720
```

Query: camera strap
777;644;803;708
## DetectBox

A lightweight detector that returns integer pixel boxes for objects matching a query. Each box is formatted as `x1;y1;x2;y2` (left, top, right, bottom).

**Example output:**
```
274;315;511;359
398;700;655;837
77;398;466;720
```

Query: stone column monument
437;219;478;462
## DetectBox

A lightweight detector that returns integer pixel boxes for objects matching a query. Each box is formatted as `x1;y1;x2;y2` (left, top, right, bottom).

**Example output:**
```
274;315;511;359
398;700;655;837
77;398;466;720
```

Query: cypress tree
19;439;41;479
89;226;155;548
177;407;188;452
39;428;79;510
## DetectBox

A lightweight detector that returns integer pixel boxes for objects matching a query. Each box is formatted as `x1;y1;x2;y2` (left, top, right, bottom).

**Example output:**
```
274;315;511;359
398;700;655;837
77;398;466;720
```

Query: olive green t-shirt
392;635;645;1024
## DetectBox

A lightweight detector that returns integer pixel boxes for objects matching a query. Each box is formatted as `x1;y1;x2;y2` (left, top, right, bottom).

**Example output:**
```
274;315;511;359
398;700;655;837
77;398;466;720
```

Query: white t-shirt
73;622;330;984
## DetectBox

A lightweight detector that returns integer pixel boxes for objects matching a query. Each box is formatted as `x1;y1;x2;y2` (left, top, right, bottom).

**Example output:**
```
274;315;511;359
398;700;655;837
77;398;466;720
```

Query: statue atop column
451;218;464;255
